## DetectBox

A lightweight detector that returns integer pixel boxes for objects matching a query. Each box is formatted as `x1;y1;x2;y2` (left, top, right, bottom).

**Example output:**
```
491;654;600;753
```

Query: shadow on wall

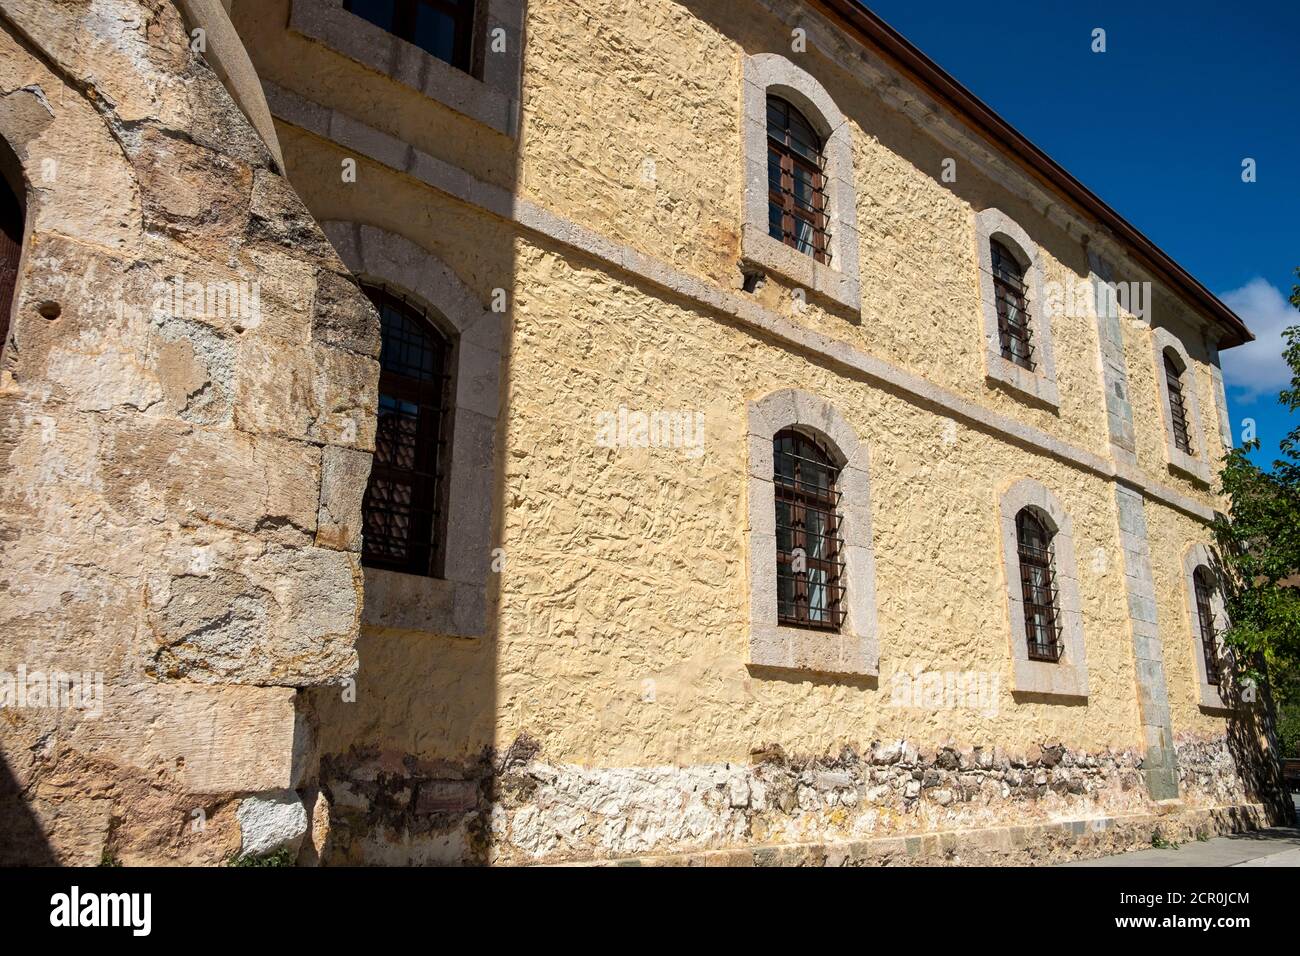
0;752;58;866
223;0;525;863
1223;681;1294;826
1205;549;1293;826
293;259;514;864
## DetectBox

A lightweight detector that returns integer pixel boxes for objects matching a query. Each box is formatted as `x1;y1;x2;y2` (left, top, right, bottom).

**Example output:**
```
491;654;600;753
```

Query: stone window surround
1152;326;1212;484
997;479;1088;699
746;388;878;677
288;0;524;137
322;221;503;637
741;53;861;313
1182;543;1232;710
974;208;1059;409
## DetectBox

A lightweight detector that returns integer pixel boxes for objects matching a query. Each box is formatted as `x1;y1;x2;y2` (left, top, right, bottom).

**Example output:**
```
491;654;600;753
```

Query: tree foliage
1213;269;1300;703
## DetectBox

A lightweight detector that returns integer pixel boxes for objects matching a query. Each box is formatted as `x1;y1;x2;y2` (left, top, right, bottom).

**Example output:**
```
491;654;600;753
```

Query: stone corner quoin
0;0;376;866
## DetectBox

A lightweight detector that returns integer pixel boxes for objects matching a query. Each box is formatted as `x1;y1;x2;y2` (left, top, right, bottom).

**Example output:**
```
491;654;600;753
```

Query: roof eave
809;0;1254;348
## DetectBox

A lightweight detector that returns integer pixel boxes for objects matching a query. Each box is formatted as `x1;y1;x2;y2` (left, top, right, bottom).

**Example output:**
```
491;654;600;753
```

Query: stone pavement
1064;823;1300;867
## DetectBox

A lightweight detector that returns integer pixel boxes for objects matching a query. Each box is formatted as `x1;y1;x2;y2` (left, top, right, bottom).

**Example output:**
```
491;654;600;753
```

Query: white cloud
1218;278;1297;402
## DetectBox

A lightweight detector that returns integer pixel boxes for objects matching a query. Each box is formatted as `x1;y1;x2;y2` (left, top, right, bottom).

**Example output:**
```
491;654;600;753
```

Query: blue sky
860;0;1299;466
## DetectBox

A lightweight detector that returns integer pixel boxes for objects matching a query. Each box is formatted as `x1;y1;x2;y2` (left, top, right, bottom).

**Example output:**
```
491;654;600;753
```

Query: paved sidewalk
1064;826;1300;867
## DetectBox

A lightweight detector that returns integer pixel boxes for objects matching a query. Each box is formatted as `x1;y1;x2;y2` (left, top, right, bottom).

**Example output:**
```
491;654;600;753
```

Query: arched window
991;239;1033;371
0;148;23;356
1164;349;1194;455
360;284;452;578
975;210;1057;407
1192;566;1219;686
1016;508;1061;662
766;96;828;264
746;390;878;676
773;428;843;630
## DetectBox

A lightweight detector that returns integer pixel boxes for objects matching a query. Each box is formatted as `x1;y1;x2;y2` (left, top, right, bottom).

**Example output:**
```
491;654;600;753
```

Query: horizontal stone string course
263;81;1216;526
313;734;1253;865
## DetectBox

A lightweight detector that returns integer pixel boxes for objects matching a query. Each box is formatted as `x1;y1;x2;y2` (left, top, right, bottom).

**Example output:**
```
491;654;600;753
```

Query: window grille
774;429;844;630
1193;567;1220;686
1165;351;1194;455
992;239;1034;371
360;284;452;577
1016;508;1062;662
766;96;830;265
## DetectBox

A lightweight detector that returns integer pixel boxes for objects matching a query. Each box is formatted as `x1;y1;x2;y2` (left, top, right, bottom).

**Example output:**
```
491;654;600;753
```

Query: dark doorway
0;145;23;355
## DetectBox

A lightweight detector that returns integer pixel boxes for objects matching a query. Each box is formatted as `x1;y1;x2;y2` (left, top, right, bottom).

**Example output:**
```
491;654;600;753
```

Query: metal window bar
1193;569;1220;686
1016;510;1063;662
1165;352;1194;455
991;240;1035;371
773;430;845;631
360;284;452;578
766;97;831;265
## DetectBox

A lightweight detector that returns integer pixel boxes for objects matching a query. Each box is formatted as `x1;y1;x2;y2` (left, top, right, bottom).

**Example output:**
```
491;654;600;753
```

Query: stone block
317;445;372;552
237;789;308;857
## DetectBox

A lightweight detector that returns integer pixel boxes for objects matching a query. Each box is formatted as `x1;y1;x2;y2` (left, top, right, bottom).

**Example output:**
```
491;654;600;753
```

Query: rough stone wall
303;230;1275;864
0;0;378;864
514;0;1230;505
314;732;1269;865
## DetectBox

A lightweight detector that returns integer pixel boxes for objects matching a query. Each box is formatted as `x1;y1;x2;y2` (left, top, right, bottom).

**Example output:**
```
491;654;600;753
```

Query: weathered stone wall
311;732;1270;865
0;0;377;864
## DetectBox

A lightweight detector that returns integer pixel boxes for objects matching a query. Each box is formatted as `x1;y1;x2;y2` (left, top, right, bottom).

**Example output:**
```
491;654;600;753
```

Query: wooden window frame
360;284;453;578
766;96;830;265
773;428;844;631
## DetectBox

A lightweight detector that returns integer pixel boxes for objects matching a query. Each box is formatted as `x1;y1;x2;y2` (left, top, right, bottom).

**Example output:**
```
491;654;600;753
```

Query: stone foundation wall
595;804;1270;867
311;732;1275;866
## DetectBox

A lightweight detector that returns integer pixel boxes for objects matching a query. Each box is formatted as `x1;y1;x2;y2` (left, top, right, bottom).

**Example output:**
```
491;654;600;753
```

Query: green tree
1280;701;1300;757
1213;269;1300;704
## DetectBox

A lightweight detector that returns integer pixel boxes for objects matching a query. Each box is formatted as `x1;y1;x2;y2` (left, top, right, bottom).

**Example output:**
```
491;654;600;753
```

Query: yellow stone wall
491;239;1146;763
237;0;1250;820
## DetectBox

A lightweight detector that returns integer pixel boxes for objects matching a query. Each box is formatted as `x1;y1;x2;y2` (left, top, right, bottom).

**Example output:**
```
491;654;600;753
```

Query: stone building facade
0;0;1287;865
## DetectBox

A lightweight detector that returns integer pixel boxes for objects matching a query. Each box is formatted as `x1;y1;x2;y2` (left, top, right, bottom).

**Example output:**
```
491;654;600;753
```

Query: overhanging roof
810;0;1254;348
